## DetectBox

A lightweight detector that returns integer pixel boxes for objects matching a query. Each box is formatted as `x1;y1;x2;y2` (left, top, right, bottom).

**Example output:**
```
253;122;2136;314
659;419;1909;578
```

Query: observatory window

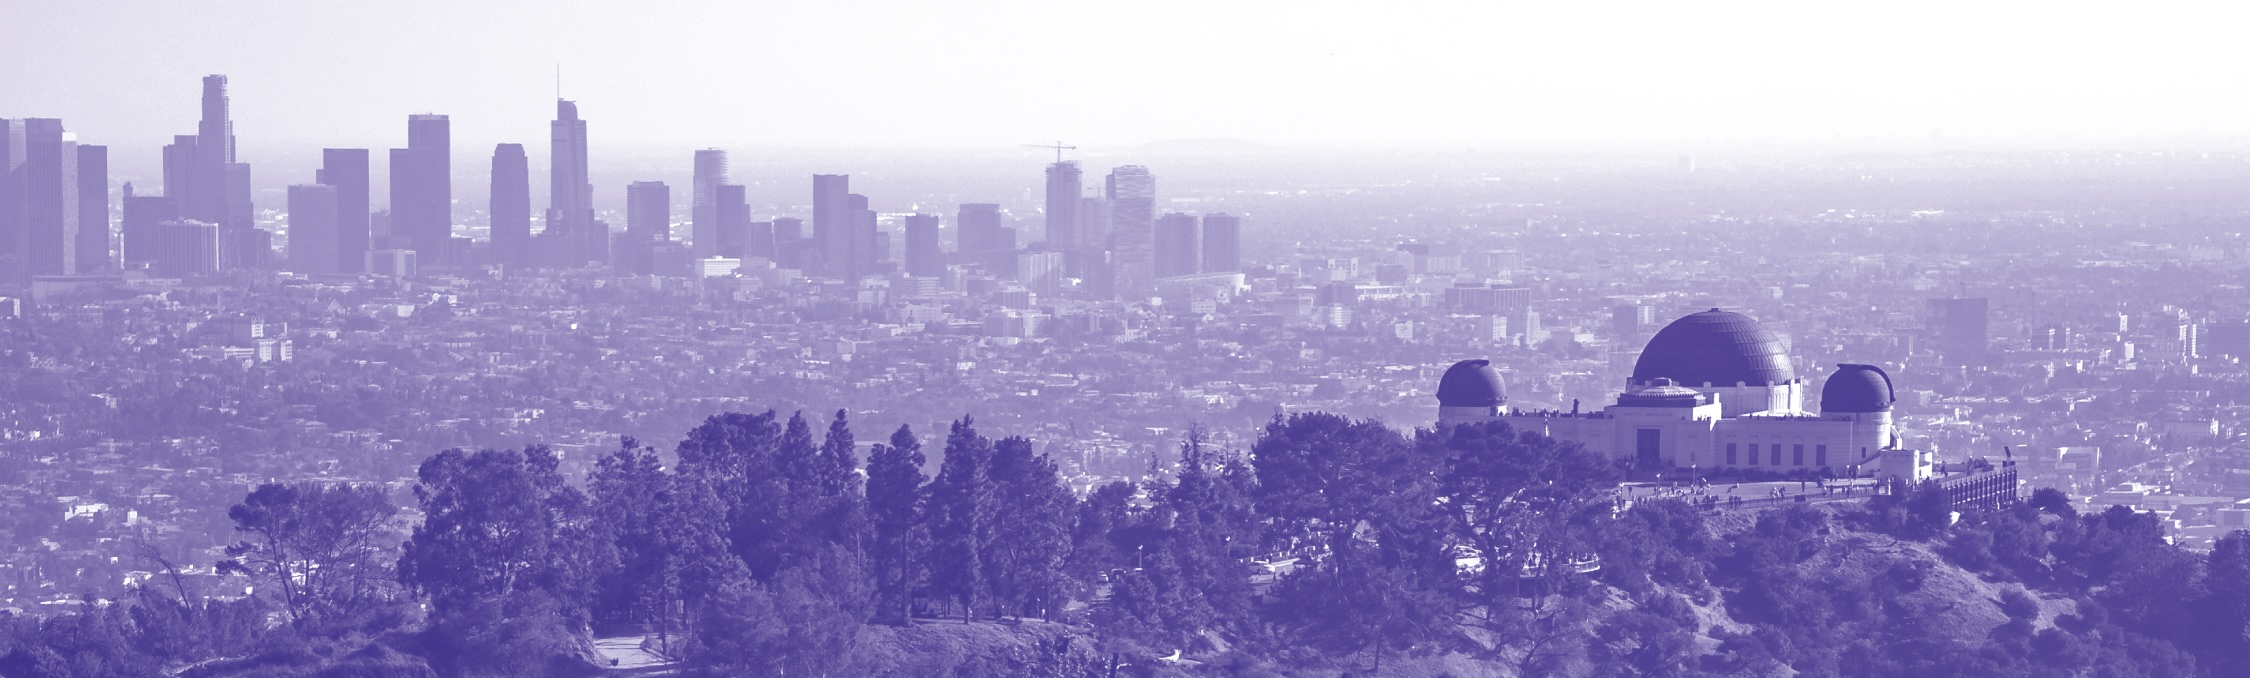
1747;444;1758;465
1726;443;1738;465
1770;446;1782;466
1793;444;1805;466
1816;445;1828;467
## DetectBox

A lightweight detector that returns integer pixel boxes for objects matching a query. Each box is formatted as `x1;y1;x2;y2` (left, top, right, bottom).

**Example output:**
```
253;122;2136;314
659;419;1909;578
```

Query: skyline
12;1;2250;155
5;70;1271;284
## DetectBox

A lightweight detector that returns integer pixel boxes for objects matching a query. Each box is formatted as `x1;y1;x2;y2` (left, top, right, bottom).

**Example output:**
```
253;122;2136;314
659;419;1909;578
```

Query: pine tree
867;424;929;626
675;411;797;580
926;416;998;621
586;439;670;632
819;409;862;496
652;472;744;655
811;409;870;560
987;436;1077;620
1151;427;1258;640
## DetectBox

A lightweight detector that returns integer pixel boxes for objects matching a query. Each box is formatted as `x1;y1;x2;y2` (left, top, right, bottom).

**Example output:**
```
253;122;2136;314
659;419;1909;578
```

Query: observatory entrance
1635;428;1662;469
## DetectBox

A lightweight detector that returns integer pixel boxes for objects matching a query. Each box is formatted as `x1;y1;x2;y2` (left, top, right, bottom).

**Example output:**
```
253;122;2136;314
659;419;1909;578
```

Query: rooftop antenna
1022;141;1077;163
555;64;561;99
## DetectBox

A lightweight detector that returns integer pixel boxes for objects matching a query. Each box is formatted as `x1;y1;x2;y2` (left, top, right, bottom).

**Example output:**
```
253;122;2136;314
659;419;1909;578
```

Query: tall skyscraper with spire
1044;161;1080;250
691;149;727;259
545;99;597;264
549;100;592;221
490;143;530;267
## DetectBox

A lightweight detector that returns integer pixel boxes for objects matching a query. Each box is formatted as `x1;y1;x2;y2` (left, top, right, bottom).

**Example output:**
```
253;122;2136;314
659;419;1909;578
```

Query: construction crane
1023;141;1076;163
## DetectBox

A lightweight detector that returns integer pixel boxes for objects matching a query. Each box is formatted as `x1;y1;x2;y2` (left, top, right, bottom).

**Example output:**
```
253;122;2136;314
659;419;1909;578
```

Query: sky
8;0;2250;156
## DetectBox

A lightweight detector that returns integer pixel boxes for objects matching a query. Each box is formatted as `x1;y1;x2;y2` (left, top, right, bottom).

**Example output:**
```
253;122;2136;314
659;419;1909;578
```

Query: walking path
593;635;675;675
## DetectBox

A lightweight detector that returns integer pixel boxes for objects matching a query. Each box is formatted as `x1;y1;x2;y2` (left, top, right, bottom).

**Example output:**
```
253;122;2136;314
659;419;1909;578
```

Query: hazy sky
8;0;2250;154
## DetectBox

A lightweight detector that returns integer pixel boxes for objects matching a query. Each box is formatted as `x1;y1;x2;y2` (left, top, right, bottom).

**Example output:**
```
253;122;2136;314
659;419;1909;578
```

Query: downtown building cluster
1;75;1247;305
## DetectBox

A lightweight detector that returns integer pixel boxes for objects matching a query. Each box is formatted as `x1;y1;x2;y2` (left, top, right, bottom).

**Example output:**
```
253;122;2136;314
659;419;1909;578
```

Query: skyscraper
1153;212;1200;278
746;221;777;261
956;203;1012;273
717;184;750;258
826;192;877;280
549;100;592;222
489;143;530;267
386;149;410;250
161;135;195;207
392;114;451;266
221;162;257;268
75;144;108;272
287;183;340;275
120;184;177;266
619;180;670;275
1045;161;1080;250
163;76;253;272
1079;196;1111;249
17;119;78;279
0;121;15;262
318;149;370;273
1928;297;1990;366
772;217;806;270
223;162;252;229
811;174;851;277
691;149;727;259
1201;212;1241;273
904;213;942;277
583;218;611;266
626;181;670;243
1070;195;1113;290
1105;166;1155;297
188;75;234;226
1018;250;1064;297
546;100;596;264
152;220;220;277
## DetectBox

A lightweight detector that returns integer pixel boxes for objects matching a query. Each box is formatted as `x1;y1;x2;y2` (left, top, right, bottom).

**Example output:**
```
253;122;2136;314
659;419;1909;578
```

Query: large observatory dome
1630;309;1796;387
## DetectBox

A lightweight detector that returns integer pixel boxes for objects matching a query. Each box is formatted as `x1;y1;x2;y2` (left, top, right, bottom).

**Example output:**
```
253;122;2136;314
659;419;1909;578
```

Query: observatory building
1438;309;1905;475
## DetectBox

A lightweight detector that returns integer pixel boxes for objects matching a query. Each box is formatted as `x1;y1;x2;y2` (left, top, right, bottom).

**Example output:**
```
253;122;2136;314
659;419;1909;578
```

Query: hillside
8;416;2241;678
